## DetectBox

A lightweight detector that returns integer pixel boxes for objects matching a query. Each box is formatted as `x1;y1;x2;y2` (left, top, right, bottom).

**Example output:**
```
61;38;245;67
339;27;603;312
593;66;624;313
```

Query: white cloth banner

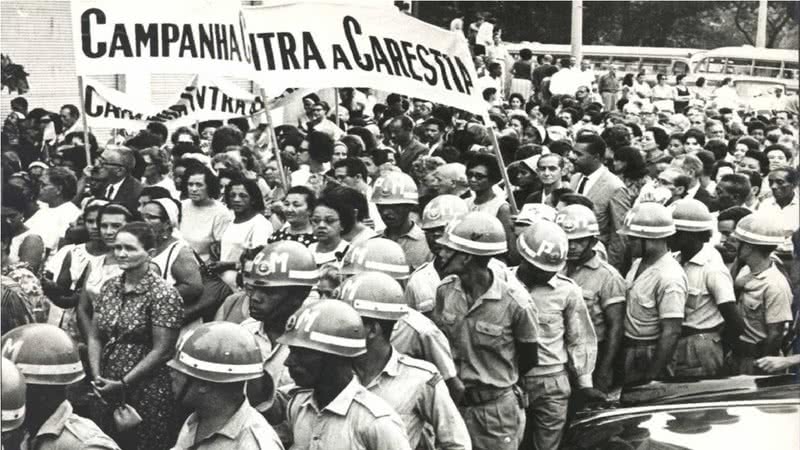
243;3;483;113
71;0;254;75
71;0;484;113
82;75;269;128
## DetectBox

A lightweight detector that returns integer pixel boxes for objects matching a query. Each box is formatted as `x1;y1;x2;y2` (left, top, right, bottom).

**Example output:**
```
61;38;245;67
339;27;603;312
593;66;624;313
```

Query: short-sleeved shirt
680;244;735;330
564;253;626;343
624;253;688;340
287;378;411;450
180;199;233;262
240;317;293;411
382;223;431;271
358;349;469;450
521;273;597;387
405;258;508;314
735;264;793;345
25;400;120;450
432;266;538;388
172;400;283;450
391;309;457;381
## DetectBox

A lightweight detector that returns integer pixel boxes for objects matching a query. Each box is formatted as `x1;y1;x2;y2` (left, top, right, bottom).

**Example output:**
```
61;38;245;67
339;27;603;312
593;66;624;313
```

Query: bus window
640;57;670;75
702;57;726;74
725;58;754;75
781;60;798;79
672;60;689;75
753;59;782;77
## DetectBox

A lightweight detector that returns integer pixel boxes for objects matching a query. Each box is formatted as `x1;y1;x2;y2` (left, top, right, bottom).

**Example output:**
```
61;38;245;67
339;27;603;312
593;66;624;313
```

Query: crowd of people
1;23;799;450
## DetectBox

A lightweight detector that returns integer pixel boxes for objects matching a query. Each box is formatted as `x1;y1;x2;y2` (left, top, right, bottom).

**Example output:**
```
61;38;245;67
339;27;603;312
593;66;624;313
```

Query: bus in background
502;42;701;84
686;46;799;96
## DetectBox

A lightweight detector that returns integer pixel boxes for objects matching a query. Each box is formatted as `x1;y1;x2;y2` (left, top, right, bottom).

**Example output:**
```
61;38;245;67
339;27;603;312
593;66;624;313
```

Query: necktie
577;176;589;194
106;185;115;200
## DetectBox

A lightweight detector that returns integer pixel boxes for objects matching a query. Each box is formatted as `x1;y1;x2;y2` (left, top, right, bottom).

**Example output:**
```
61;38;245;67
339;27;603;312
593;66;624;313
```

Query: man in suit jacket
98;146;143;213
569;134;632;271
674;153;714;208
388;115;428;173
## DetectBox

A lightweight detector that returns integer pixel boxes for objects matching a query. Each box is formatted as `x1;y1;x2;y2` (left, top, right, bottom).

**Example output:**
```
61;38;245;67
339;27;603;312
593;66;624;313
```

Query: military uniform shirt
522;273;598;387
286;377;411;450
23;400;119;450
433;266;539;388
171;400;284;450
680;244;735;330
358;348;470;450
735;263;793;345
382;223;432;271
624;253;688;340
405;259;509;314
563;253;626;343
241;317;293;411
391;308;457;381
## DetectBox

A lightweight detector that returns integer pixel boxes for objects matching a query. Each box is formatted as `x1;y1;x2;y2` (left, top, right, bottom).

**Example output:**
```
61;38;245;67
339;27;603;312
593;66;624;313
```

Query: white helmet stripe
734;227;784;245
364;261;409;274
177;352;263;375
673;219;715;230
309;331;366;348
627;223;675;234
446;233;507;251
353;300;409;314
1;406;24;421
15;362;83;376
288;269;320;279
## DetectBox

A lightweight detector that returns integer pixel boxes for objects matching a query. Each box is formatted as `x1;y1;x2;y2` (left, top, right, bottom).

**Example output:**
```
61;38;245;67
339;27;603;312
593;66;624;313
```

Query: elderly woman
84;222;183;450
140;146;178;199
140;198;204;327
212;178;272;288
411;155;447;210
179;163;233;262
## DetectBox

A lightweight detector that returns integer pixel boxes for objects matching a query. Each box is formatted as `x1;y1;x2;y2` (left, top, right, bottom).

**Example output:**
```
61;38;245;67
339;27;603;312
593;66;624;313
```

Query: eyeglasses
467;171;488;180
97;158;125;168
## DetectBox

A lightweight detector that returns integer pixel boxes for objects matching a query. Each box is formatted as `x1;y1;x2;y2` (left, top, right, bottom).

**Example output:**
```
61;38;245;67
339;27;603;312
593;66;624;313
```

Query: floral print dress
93;270;183;450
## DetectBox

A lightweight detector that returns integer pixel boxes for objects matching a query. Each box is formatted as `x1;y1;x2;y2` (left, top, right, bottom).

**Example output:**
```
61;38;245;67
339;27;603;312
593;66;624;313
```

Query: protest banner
81;75;271;129
71;0;254;76
243;3;484;114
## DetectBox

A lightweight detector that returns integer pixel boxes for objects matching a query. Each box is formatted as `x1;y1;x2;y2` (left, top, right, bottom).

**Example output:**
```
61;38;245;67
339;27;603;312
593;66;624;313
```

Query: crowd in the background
1;16;799;450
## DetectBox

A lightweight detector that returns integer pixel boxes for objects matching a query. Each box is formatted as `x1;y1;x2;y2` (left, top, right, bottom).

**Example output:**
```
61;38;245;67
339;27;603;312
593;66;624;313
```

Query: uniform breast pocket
474;320;505;348
631;291;657;321
686;288;703;310
742;297;763;320
539;311;564;342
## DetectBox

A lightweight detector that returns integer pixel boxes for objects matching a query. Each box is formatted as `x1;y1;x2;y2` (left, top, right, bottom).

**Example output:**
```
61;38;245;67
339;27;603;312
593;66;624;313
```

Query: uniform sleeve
764;275;793;324
564;286;598;388
363;416;413;450
599;267;627;308
416;375;471;450
706;264;736;305
418;327;458;381
511;292;539;344
657;274;687;320
151;284;184;329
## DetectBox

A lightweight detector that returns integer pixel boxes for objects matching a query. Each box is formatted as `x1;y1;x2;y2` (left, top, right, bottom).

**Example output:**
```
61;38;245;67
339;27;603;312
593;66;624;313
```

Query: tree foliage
416;1;799;50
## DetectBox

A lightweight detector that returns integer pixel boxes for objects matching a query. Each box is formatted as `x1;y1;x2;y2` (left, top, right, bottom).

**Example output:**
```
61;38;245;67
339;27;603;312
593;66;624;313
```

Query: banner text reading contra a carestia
72;0;484;114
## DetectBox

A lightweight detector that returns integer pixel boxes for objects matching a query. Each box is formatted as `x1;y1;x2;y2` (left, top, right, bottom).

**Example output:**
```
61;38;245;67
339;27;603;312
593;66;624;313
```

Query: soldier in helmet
280;300;411;449
372;171;433;270
727;213;793;374
168;322;283;449
668;199;744;378
618;202;688;385
557;204;626;393
341;233;461;404
1;324;120;449
514;221;601;450
340;272;471;450
2;357;26;449
238;241;319;413
433;211;538;450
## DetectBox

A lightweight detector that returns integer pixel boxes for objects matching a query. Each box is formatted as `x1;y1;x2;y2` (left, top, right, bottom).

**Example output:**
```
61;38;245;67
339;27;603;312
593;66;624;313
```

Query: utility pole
756;0;768;47
571;0;583;62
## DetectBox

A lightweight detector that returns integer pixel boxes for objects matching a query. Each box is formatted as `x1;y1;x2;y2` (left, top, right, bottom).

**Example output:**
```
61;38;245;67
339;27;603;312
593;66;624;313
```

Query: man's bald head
435;163;468;195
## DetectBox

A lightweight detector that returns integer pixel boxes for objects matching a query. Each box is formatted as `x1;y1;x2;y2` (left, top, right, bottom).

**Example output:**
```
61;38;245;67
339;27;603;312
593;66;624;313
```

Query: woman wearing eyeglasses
308;196;353;266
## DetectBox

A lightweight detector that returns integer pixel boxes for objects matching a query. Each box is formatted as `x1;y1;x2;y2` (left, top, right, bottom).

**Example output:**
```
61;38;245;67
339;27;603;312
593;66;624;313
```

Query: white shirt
757;194;799;253
476;22;494;47
24;202;81;250
549;68;580;96
578;165;607;195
